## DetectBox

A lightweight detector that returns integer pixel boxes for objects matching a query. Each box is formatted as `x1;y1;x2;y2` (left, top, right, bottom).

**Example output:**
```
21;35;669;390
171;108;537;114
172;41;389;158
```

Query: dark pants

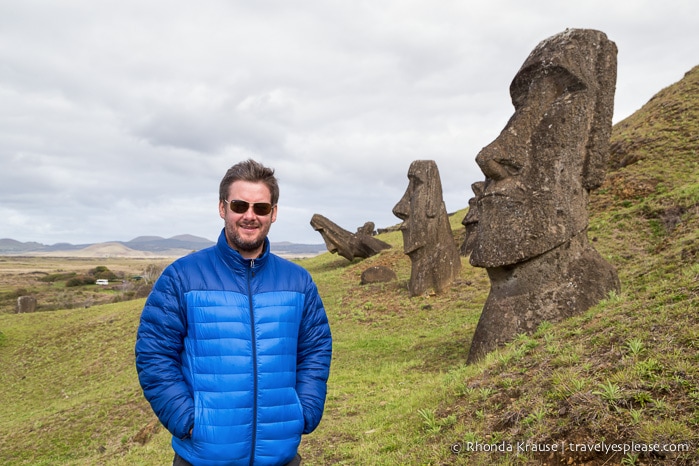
173;452;302;466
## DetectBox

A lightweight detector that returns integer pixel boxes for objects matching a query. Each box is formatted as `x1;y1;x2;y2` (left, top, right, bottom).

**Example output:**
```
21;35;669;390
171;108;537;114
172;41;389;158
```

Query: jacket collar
215;229;270;272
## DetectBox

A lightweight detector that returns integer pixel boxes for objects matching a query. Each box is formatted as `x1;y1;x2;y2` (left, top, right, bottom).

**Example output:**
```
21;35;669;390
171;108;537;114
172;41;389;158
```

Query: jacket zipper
247;258;258;466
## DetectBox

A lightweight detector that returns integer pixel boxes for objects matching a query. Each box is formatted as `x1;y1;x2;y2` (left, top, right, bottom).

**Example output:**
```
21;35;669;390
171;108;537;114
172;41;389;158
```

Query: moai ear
424;161;443;218
582;33;618;191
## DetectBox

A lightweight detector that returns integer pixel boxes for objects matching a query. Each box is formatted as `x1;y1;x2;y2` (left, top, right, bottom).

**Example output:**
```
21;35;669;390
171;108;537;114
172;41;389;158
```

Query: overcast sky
1;0;697;246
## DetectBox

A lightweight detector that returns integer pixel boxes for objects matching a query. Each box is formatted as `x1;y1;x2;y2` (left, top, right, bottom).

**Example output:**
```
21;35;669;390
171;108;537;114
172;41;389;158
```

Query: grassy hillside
1;66;697;465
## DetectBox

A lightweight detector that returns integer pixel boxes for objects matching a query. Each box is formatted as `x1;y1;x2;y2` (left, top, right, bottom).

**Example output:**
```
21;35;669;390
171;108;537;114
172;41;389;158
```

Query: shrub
134;284;153;299
38;272;77;283
65;276;95;287
6;288;29;299
89;266;118;281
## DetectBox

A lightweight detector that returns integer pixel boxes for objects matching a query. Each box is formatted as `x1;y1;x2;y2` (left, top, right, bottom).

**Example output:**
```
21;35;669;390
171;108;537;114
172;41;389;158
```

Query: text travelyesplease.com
450;440;691;455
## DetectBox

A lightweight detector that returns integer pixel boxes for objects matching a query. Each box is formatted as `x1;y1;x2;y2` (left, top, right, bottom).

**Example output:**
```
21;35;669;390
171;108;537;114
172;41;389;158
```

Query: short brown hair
219;159;279;205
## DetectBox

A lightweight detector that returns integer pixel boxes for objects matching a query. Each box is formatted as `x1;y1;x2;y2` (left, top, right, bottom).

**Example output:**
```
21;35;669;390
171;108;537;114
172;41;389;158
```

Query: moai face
394;159;461;296
460;181;484;256
393;160;442;256
469;29;617;268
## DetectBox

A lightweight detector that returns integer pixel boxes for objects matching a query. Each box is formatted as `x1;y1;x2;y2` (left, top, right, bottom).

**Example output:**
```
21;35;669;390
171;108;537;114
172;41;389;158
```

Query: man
135;159;332;466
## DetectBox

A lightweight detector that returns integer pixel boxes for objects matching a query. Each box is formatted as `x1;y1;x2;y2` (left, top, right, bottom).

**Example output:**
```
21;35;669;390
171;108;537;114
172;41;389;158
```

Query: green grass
1;66;698;465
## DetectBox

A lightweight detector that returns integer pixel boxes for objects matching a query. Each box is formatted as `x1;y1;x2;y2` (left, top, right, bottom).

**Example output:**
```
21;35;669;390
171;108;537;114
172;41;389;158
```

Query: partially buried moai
465;29;621;363
393;160;461;297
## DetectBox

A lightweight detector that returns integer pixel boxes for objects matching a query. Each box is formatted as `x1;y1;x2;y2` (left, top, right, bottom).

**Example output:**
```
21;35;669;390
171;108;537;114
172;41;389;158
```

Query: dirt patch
604;172;659;199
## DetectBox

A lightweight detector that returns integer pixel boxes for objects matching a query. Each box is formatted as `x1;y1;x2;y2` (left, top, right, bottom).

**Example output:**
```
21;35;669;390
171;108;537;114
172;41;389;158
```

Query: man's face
219;180;277;259
470;68;592;268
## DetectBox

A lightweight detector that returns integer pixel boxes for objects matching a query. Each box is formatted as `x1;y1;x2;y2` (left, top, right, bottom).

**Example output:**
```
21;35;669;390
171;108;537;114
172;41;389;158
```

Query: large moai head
393;160;461;296
465;29;621;363
469;28;618;268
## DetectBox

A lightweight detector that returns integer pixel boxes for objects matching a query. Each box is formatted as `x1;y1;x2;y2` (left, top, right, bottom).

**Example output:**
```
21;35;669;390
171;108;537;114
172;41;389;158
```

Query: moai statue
310;214;391;261
460;181;484;257
466;29;621;363
393;160;461;297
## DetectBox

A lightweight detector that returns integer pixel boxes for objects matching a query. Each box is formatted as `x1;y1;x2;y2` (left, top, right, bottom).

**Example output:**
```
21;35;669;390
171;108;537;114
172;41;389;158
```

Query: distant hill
0;235;212;256
0;238;59;253
0;235;326;258
121;235;215;253
56;242;161;258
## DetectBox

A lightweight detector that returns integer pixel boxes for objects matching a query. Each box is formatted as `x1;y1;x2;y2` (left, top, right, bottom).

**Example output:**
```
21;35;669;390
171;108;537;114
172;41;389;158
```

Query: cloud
1;0;697;245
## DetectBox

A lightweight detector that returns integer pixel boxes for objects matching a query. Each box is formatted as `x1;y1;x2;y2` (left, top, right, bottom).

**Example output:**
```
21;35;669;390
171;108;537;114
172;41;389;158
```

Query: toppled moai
310;214;391;261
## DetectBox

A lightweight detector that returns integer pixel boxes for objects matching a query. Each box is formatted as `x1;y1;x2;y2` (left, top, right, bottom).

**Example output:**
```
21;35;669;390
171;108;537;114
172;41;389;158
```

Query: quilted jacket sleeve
134;265;194;439
296;279;332;434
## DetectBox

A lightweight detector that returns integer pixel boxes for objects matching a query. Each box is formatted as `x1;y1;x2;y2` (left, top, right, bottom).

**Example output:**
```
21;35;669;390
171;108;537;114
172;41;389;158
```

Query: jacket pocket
191;391;201;440
291;389;305;433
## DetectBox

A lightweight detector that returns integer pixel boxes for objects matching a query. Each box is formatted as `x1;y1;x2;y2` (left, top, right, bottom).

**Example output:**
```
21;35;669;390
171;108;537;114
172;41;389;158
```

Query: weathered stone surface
356;222;376;236
465;29;621;363
17;296;37;313
468;233;620;363
310;214;391;261
460;181;483;256
360;266;397;285
393;160;461;296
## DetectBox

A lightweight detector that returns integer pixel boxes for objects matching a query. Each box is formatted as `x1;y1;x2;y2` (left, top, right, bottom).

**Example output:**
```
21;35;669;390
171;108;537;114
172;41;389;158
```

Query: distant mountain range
0;235;327;258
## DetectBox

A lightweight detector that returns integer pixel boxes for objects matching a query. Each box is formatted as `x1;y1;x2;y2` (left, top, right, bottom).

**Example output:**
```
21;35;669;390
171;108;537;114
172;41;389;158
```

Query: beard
231;232;265;253
225;220;270;255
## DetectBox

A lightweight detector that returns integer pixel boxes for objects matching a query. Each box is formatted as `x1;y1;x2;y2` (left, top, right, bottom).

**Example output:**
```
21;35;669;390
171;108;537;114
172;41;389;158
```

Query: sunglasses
225;199;274;216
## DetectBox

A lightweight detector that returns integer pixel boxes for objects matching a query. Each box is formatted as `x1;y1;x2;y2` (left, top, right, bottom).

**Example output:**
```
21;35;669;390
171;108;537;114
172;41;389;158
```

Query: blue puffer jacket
135;230;332;466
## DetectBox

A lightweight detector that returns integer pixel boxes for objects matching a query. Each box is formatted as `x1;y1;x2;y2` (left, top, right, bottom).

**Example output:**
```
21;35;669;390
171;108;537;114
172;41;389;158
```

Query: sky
1;0;697;246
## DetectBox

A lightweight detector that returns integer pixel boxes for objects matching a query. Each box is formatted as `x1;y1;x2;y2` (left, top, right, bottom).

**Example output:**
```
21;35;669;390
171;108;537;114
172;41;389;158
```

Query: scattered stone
360;266;397;285
16;296;37;313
